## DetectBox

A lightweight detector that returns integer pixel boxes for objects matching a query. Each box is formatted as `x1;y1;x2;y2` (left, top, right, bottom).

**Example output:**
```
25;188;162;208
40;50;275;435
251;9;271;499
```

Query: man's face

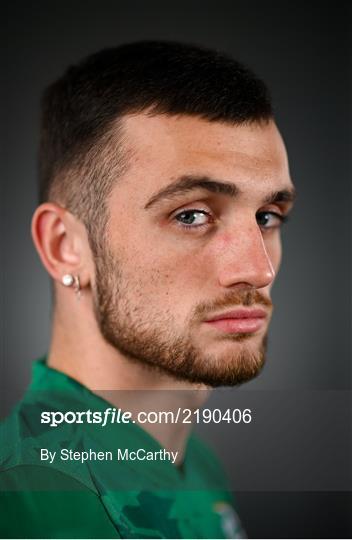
92;114;294;386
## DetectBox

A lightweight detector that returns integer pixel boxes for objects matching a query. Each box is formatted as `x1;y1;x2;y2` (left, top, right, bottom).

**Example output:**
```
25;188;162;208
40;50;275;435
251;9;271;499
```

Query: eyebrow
144;174;296;209
263;188;296;205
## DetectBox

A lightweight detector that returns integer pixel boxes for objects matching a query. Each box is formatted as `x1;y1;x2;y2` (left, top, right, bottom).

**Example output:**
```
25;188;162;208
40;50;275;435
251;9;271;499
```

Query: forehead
116;113;292;200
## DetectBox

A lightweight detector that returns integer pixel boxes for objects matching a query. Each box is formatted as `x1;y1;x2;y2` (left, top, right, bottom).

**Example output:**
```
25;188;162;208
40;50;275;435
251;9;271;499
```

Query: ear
31;203;91;287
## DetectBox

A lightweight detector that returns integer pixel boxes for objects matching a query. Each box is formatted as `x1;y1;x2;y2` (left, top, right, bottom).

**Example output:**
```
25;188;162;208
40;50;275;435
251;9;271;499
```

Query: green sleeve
0;466;121;539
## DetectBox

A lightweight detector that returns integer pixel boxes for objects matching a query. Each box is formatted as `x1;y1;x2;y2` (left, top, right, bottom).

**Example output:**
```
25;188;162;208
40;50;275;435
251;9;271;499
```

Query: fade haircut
39;40;273;255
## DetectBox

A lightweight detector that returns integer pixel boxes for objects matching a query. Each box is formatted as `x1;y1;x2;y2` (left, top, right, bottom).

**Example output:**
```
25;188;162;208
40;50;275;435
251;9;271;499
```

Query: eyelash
173;208;288;232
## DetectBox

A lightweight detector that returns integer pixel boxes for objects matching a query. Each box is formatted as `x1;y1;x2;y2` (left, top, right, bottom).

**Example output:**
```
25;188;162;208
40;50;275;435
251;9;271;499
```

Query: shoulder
0;395;96;490
1;404;120;538
0;465;120;538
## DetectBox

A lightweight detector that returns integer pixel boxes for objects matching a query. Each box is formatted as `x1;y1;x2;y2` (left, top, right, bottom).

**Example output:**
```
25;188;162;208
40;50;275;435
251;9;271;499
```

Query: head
33;41;295;387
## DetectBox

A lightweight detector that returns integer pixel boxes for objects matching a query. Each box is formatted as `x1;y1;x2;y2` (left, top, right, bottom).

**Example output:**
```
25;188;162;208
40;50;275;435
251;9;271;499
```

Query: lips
204;308;267;334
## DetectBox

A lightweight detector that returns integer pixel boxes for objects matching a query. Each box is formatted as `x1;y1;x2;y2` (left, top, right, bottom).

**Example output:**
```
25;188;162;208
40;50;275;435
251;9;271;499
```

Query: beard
92;244;272;387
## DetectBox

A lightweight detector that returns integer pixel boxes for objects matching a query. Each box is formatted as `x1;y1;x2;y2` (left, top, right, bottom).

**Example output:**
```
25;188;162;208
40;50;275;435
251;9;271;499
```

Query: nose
216;224;276;290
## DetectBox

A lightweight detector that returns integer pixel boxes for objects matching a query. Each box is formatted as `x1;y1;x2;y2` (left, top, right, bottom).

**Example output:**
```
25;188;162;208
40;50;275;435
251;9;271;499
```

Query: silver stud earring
62;274;74;287
62;274;81;300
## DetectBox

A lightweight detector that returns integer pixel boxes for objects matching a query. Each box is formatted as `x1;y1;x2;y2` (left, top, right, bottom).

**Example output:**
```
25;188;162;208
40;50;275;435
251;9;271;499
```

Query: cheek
125;244;211;304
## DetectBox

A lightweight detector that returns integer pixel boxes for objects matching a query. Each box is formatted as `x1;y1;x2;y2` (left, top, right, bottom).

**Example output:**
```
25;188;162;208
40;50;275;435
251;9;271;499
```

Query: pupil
181;211;195;224
258;213;269;225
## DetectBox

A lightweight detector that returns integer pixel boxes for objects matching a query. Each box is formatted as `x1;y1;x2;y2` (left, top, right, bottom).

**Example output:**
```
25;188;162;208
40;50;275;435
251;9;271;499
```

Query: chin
189;334;268;387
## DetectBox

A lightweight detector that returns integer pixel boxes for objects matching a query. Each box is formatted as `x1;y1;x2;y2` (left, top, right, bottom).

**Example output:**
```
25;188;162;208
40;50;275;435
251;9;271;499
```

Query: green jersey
0;359;245;538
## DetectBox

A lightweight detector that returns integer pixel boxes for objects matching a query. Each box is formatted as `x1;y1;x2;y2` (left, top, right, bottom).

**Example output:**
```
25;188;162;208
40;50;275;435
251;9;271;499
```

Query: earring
62;274;74;287
62;274;82;300
73;275;81;301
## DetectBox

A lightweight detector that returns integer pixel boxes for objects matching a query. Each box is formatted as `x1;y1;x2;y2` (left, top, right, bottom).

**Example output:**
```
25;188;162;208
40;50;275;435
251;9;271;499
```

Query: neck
47;293;210;463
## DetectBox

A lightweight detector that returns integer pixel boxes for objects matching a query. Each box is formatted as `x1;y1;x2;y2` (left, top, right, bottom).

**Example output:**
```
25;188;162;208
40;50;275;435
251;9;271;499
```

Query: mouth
204;308;268;334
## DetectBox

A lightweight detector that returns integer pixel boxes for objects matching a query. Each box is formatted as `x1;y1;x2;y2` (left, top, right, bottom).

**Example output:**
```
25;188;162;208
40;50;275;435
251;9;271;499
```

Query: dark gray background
2;1;351;537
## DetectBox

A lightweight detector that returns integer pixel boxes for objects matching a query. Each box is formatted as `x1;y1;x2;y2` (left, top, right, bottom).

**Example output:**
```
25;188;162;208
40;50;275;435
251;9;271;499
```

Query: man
0;41;295;538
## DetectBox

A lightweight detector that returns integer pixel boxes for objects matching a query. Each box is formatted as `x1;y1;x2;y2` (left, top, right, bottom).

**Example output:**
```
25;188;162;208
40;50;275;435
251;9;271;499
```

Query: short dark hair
39;40;273;253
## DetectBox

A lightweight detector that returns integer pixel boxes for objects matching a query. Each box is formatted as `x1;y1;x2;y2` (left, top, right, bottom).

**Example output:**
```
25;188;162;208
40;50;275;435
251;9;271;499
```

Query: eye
174;209;212;229
256;211;287;230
